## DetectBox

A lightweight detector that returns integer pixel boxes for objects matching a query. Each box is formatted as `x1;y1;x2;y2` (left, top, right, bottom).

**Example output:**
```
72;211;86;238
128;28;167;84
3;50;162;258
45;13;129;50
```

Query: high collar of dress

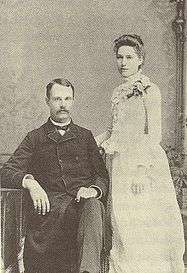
120;71;150;91
122;71;142;86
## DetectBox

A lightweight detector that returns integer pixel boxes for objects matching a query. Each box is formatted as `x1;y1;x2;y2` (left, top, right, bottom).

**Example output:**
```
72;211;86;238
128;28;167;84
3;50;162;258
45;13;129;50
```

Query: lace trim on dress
111;74;151;131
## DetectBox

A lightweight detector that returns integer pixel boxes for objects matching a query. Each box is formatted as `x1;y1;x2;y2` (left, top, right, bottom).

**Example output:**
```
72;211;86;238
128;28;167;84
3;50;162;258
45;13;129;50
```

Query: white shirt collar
50;118;71;127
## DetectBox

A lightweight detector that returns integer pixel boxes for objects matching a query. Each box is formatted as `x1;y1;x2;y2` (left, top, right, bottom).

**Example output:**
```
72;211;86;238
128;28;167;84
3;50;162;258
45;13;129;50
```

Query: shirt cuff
22;174;35;188
89;185;102;199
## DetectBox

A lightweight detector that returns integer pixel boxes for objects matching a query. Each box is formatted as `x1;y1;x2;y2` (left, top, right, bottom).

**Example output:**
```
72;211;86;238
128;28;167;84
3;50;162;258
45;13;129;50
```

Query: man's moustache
57;109;69;113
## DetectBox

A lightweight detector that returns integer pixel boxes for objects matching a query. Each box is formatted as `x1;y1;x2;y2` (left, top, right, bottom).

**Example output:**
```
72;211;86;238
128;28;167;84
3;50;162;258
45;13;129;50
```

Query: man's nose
59;100;65;108
122;57;127;66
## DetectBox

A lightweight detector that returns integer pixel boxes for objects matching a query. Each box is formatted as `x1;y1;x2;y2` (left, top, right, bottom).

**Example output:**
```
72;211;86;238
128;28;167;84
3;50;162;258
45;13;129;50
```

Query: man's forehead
50;84;73;97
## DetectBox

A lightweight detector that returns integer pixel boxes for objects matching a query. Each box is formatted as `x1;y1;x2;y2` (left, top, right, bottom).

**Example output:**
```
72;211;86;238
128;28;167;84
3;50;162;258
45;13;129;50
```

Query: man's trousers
23;193;105;273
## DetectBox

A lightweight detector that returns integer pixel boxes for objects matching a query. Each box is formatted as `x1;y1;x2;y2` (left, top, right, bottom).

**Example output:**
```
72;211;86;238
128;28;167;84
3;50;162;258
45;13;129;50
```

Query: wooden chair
1;188;25;273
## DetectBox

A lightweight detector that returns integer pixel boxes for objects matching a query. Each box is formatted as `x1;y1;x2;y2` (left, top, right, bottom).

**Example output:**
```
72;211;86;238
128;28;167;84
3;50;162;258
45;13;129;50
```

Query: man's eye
117;55;122;59
126;56;132;59
65;97;72;101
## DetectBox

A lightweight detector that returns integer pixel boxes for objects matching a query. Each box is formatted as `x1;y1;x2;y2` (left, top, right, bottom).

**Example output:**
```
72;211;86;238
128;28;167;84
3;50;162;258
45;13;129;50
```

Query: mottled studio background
0;0;180;162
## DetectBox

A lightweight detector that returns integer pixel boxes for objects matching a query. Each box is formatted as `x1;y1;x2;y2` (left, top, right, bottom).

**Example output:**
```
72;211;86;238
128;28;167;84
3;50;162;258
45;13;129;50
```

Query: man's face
46;83;74;123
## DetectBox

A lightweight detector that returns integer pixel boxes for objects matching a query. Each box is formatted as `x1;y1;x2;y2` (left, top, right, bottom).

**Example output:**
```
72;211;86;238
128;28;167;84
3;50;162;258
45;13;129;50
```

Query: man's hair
46;78;75;99
113;34;145;68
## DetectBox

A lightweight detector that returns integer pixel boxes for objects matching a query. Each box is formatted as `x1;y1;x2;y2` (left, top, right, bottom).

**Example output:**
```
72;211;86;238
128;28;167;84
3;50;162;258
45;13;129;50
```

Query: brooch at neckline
126;80;150;99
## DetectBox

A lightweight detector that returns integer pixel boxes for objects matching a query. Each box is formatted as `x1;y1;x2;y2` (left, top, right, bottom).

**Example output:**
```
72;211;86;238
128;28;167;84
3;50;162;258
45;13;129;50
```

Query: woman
96;34;185;273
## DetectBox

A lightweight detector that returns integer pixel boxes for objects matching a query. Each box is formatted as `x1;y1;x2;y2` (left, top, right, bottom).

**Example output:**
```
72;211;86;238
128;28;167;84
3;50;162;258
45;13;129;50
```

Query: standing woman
96;34;185;273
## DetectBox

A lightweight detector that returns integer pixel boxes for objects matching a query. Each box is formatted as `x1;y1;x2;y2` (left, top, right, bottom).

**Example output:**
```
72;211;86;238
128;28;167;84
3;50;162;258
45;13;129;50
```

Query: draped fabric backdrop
0;0;178;164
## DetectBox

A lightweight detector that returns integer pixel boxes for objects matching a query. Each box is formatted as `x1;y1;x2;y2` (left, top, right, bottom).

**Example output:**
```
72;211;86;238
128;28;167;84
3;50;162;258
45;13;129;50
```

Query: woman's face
116;45;143;78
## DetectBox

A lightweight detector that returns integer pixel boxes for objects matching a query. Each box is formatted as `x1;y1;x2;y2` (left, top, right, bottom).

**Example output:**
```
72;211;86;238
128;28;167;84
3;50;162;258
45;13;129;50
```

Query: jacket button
59;160;62;164
75;156;79;161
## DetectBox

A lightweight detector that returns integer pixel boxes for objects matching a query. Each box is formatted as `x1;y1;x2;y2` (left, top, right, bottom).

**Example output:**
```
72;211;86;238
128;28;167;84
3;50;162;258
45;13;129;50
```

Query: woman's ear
139;56;144;66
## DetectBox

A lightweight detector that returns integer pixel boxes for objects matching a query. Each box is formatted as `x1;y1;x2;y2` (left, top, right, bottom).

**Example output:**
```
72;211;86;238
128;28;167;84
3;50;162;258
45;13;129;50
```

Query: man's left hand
76;187;98;202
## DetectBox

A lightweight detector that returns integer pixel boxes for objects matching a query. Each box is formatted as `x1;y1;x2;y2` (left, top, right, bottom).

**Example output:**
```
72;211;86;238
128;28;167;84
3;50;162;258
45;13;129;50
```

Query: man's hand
23;179;50;215
76;187;98;202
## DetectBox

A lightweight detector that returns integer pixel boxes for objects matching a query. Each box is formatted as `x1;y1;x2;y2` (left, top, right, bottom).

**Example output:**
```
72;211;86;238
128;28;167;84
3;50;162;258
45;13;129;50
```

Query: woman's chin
121;71;138;79
120;70;130;78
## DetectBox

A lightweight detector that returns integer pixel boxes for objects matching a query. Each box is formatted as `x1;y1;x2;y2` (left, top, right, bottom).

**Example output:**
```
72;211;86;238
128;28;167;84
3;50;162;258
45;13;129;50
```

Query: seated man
1;78;109;273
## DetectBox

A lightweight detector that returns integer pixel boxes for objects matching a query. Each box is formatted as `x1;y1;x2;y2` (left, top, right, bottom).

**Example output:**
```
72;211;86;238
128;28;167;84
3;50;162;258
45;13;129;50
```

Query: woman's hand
131;165;147;195
95;131;111;146
131;180;145;195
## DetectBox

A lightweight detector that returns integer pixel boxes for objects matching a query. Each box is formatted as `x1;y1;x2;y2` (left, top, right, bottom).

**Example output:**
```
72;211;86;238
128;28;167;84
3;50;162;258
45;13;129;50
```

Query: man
1;78;109;273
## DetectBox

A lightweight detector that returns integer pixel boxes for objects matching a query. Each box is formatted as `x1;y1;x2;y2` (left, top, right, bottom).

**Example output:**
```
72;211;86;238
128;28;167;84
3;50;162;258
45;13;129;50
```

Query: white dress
102;73;185;273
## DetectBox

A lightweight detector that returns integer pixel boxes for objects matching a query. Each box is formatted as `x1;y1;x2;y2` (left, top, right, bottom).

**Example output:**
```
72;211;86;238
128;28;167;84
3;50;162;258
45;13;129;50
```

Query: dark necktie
55;124;69;131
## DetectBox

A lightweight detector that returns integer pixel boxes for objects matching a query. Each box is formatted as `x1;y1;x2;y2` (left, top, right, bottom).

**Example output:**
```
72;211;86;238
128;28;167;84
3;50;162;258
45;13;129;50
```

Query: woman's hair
113;34;145;63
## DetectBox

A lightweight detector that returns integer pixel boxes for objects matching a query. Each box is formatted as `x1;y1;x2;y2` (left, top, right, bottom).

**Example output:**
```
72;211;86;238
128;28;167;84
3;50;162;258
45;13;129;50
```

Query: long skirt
109;146;185;273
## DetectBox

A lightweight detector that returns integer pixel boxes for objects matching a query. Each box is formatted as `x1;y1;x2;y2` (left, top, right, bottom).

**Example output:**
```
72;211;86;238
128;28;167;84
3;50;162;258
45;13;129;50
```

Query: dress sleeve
95;87;119;148
100;87;121;154
88;131;109;198
145;83;162;145
94;119;112;147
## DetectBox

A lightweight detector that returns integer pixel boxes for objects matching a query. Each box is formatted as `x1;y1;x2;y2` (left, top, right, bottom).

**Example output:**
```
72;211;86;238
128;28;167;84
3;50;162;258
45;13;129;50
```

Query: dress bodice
112;89;147;145
103;73;162;155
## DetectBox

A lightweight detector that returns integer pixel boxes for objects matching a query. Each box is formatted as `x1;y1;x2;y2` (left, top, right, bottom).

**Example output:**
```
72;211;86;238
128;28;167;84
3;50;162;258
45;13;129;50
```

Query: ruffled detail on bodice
111;73;150;128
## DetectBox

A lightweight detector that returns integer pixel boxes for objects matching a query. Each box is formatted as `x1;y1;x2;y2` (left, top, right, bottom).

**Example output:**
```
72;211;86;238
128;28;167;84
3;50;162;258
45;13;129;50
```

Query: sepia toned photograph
1;0;187;273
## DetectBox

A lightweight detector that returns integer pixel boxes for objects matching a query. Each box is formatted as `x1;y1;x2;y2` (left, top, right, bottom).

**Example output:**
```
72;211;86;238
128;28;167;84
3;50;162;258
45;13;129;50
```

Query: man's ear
139;56;144;66
45;97;49;106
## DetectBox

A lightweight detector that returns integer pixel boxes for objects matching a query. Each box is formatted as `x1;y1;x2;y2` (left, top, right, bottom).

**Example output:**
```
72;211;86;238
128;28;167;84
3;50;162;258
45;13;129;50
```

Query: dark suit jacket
1;119;112;271
1;119;109;199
